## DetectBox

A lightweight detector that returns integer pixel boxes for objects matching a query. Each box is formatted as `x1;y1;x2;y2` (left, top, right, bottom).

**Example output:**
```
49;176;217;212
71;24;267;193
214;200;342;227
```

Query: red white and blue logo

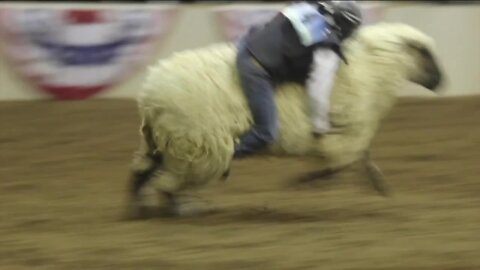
0;8;178;99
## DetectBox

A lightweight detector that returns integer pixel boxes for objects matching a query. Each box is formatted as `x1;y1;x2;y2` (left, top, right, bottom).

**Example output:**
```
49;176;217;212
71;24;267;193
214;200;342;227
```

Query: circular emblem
0;8;178;99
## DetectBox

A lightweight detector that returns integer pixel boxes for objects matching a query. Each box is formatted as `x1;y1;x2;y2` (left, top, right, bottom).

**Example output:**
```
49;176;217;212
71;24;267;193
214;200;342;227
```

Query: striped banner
0;7;179;100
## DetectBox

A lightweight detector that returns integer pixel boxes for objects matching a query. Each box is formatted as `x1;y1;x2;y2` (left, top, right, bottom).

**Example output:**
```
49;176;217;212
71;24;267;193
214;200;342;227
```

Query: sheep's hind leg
363;151;392;196
159;190;214;218
125;124;163;220
150;159;215;218
126;152;164;220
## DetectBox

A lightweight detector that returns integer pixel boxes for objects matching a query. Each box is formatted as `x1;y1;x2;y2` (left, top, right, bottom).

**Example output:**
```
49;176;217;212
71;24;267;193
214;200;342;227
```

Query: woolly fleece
137;22;437;192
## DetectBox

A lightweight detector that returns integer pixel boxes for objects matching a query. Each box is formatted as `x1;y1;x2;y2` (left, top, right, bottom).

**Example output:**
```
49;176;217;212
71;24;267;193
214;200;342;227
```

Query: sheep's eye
407;42;431;58
418;47;431;58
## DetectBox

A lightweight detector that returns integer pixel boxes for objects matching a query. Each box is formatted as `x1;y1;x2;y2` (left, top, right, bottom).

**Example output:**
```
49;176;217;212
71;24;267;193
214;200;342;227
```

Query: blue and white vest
243;2;341;82
281;2;332;47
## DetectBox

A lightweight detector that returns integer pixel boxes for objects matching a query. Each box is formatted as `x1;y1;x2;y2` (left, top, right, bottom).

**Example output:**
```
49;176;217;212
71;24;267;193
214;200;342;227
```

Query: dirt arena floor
1;96;480;270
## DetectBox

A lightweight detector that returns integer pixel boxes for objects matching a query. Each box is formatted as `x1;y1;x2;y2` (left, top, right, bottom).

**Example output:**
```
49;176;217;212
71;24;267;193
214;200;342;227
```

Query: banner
0;8;179;100
214;3;385;42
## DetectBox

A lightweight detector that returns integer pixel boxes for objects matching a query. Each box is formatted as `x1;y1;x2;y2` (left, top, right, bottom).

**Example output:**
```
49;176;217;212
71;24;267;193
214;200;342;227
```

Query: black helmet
317;1;363;40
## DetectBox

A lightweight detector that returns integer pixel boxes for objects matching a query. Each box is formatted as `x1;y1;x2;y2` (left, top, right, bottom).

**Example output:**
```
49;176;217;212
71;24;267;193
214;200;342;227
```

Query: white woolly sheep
126;22;443;218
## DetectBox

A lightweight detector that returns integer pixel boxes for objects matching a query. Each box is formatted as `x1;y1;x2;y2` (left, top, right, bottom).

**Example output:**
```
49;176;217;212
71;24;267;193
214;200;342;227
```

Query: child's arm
305;47;341;135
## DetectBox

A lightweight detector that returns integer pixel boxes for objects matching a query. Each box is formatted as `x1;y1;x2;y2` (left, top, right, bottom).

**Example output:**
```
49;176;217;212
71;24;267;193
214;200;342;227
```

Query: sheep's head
358;23;443;91
399;28;443;91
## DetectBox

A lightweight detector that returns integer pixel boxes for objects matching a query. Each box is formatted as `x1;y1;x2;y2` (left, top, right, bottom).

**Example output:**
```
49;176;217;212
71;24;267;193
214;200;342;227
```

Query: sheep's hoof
123;200;152;220
174;205;213;218
168;195;217;218
221;169;231;182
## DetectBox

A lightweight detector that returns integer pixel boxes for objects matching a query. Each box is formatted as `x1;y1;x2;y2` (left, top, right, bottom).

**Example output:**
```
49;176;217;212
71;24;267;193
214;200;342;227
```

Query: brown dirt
1;96;480;270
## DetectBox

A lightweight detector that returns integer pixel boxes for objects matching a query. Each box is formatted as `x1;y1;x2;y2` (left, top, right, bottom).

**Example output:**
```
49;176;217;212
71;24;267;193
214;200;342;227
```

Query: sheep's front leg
292;160;355;187
363;151;391;196
295;167;342;184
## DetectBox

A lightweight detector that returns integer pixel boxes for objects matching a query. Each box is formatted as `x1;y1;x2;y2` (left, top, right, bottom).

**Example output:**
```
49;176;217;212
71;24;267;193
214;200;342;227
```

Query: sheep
126;22;443;218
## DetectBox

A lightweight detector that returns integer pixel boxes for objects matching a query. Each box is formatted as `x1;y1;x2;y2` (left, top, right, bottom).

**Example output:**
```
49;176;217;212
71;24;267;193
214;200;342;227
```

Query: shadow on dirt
122;204;405;226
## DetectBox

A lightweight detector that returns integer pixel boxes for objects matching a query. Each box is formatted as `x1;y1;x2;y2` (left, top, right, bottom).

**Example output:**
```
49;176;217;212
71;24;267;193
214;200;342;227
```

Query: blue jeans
234;39;279;159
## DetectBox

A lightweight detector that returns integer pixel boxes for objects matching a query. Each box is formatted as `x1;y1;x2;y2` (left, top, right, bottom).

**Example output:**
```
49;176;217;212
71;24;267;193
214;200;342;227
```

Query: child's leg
234;45;278;158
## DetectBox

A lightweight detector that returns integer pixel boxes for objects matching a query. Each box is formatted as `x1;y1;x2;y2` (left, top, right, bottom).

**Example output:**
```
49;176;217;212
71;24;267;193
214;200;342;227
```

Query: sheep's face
358;23;443;91
401;37;443;91
390;25;443;91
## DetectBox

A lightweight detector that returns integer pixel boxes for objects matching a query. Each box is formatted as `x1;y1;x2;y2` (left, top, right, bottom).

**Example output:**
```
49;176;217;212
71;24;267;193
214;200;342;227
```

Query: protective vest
244;2;343;83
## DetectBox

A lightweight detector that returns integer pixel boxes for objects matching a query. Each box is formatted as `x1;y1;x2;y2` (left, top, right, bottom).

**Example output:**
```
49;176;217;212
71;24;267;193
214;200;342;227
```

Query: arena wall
0;2;478;100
